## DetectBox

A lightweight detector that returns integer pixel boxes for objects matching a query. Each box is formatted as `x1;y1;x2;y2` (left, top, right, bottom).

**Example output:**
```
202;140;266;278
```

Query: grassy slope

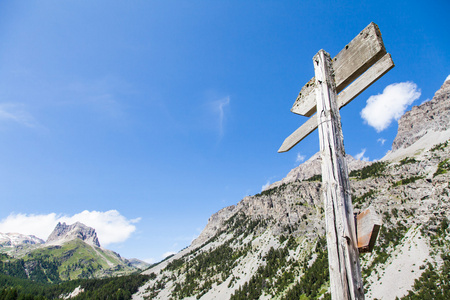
25;240;135;280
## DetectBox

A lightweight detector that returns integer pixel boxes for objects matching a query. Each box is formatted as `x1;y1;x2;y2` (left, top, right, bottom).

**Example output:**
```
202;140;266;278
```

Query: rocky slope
265;153;371;192
134;77;450;300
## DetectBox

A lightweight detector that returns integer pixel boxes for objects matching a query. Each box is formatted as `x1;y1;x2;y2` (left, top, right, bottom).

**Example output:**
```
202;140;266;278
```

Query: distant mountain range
133;77;450;299
0;221;150;282
0;232;44;247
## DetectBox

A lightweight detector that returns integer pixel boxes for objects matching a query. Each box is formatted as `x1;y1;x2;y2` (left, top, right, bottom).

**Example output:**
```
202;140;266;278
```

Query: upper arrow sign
291;22;387;117
279;22;394;153
279;53;394;152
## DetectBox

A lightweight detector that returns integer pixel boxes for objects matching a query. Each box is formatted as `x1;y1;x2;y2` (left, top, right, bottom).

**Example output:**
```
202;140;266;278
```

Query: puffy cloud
261;180;271;191
446;74;450;82
361;82;421;132
0;213;59;239
355;149;369;162
296;152;306;163
0;210;139;247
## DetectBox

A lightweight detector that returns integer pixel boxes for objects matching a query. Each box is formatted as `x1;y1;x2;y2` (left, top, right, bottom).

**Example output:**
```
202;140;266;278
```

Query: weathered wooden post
278;23;394;299
314;49;364;299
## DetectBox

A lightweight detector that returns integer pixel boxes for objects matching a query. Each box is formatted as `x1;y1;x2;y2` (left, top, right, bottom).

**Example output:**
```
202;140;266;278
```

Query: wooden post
314;50;364;300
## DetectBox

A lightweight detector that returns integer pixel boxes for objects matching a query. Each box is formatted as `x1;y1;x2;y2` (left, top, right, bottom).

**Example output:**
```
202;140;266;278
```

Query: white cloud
296;152;306;164
377;138;386;145
143;258;156;264
0;213;59;239
261;180;271;191
162;251;177;259
208;96;230;138
446;74;450;82
355;149;369;161
361;82;421;132
0;210;139;247
0;103;38;128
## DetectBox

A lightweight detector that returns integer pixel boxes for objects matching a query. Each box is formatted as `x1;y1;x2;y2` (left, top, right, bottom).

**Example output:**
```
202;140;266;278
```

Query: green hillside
0;239;137;284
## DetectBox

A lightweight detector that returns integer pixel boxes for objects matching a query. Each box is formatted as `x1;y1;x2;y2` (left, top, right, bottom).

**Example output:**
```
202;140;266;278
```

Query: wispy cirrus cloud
209;96;230;138
0;210;140;247
0;103;38;128
377;138;386;145
361;82;421;132
64;75;133;119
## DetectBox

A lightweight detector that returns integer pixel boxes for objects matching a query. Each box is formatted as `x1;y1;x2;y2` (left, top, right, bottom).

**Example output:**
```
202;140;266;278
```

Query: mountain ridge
0;232;44;248
134;77;450;299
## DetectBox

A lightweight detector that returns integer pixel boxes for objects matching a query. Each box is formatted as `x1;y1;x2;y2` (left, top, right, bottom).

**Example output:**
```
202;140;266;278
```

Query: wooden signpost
278;23;393;300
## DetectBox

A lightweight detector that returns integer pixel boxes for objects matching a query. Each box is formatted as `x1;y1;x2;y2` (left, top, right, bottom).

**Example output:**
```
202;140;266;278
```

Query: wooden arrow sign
279;22;394;153
291;22;387;117
279;53;394;152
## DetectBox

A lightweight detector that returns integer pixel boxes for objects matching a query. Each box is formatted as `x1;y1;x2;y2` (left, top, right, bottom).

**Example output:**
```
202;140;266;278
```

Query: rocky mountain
0;221;139;282
133;77;450;300
46;221;101;247
392;78;450;151
386;77;450;160
0;232;44;247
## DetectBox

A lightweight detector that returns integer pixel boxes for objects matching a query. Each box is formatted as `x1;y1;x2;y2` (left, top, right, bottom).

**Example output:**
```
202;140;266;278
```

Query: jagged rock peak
391;77;450;152
46;221;101;247
0;232;45;247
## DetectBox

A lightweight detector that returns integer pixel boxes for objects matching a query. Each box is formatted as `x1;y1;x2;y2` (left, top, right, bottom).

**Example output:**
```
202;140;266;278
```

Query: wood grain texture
278;53;394;153
291;22;386;117
314;50;364;300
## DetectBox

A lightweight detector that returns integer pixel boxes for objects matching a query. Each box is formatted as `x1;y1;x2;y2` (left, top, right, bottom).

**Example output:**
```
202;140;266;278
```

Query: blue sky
0;1;448;263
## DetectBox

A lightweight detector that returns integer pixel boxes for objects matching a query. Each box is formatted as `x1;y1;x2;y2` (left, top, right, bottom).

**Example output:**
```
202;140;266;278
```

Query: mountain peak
46;222;101;247
386;77;450;160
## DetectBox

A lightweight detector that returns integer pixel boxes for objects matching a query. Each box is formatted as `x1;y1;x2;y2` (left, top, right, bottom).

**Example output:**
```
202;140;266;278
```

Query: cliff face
392;78;450;152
